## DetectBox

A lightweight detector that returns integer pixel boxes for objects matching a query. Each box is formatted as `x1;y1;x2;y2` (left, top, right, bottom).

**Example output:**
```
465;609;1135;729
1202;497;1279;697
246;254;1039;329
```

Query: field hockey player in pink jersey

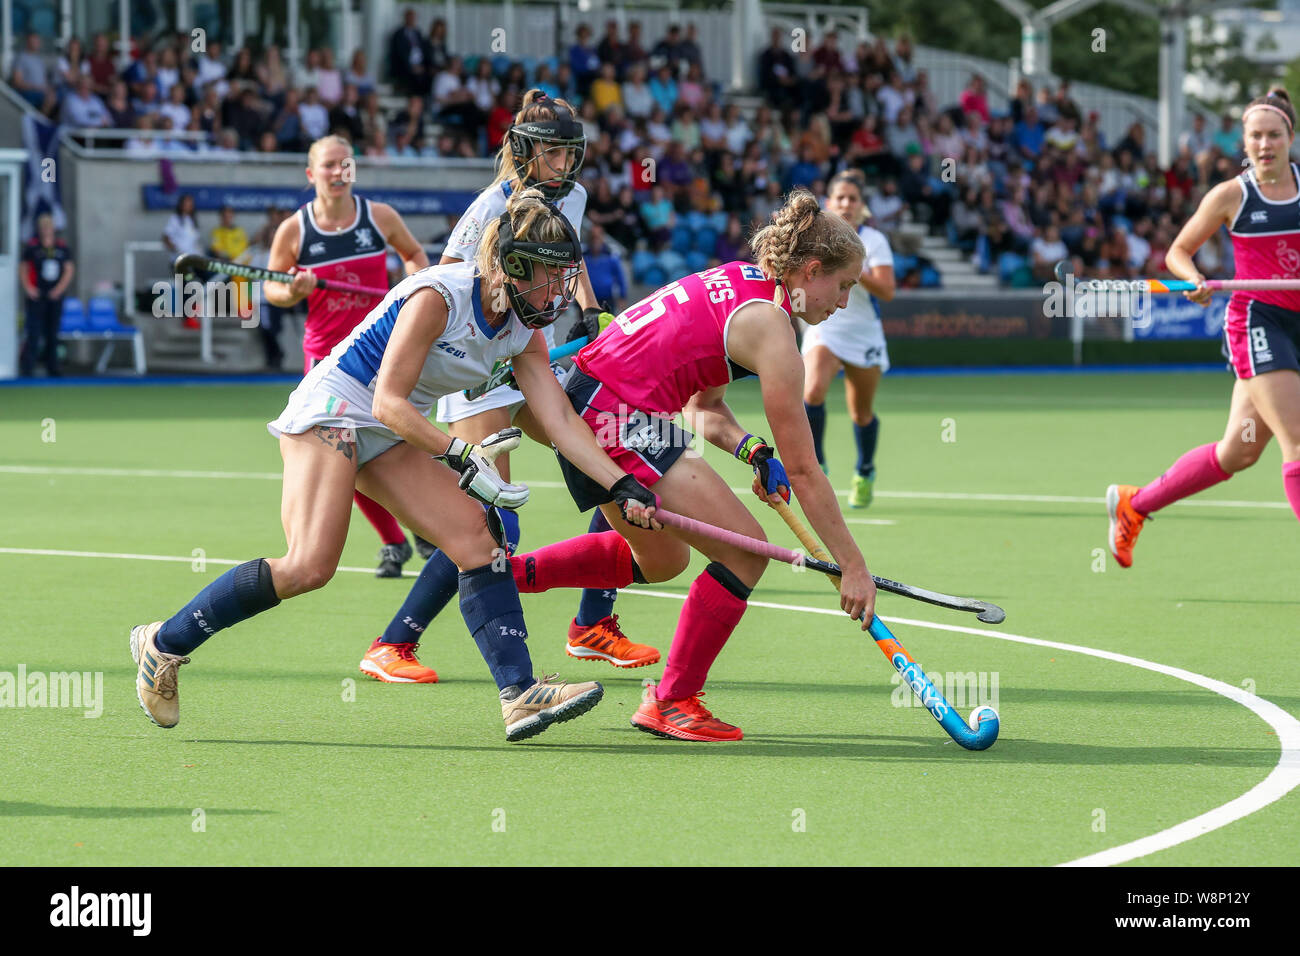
263;134;431;579
1107;88;1300;566
500;189;878;741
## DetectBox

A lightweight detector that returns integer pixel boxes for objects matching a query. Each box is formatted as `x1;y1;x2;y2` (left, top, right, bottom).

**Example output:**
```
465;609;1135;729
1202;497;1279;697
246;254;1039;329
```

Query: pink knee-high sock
354;491;406;546
511;531;633;593
1131;442;1232;515
1283;461;1300;521
656;570;747;701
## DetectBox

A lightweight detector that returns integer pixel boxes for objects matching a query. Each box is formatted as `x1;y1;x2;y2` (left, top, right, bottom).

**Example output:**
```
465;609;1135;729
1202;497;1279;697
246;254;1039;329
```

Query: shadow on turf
186;733;1278;766
0;801;270;819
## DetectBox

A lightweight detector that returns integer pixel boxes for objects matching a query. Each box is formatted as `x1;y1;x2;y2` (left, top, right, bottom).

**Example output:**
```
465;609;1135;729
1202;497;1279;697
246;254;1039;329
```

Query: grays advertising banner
881;293;1071;340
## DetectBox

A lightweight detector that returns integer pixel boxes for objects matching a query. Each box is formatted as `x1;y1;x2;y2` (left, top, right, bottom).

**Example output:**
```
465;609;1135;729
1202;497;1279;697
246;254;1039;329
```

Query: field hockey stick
652;505;1001;750
172;253;390;298
462;336;589;401
1052;260;1300;292
649;507;1006;624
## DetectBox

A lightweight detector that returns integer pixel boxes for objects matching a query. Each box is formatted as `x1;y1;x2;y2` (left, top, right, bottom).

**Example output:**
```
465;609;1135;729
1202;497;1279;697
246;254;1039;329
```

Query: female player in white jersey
129;189;660;742
801;170;896;509
263;134;430;579
358;89;659;686
1107;87;1300;566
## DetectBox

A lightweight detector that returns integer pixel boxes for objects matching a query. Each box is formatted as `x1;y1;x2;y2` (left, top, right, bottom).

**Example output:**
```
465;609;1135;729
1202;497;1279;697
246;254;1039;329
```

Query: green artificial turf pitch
1;372;1296;866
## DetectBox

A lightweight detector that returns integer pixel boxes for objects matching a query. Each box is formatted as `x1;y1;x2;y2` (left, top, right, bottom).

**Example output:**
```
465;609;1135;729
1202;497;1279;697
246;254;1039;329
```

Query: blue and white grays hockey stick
462;335;588;401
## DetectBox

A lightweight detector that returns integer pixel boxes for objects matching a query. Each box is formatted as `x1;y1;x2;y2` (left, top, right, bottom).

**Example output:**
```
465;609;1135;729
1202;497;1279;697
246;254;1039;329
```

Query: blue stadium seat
641;265;667;287
685;250;710;273
87;296;131;332
491;55;512;77
919;266;942;288
658;250;687;279
631;249;658;282
541;56;559;75
708;212;729;233
670;226;693;255
997;252;1025;284
692;228;717;254
685;211;709;231
521;57;538;81
60;297;87;332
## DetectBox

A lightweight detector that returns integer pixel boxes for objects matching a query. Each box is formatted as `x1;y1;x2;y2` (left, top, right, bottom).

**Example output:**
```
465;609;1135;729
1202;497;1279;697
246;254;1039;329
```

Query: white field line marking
2;545;1295;866
0;465;1285;511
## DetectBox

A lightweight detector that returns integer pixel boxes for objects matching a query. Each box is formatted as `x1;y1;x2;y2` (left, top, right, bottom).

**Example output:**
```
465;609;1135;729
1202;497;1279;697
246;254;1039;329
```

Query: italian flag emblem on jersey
325;396;349;417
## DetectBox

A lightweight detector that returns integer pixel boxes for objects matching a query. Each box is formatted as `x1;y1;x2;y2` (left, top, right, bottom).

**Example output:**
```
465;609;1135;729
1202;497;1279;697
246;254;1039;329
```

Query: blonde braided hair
750;189;863;283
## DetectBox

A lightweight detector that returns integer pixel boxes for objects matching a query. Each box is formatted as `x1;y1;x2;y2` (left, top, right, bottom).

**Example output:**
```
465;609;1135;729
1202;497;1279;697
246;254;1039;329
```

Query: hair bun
1268;87;1291;104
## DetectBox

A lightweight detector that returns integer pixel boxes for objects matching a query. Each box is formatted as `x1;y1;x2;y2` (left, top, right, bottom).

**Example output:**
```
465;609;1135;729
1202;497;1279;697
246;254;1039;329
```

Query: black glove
565;307;615;344
609;474;657;526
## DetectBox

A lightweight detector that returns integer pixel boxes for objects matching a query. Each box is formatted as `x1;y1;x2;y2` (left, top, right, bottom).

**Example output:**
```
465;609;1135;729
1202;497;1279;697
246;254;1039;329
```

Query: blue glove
735;433;791;504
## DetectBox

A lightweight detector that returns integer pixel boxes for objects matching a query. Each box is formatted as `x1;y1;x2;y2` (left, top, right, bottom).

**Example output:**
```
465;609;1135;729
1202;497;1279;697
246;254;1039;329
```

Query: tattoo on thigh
312;425;356;462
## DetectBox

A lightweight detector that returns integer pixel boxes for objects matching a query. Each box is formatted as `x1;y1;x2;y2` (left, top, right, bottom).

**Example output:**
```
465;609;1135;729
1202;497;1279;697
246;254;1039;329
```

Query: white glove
440;429;530;510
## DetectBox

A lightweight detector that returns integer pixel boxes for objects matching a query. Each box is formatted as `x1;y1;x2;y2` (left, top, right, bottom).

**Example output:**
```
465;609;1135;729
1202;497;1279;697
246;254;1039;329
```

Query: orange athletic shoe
359;638;439;683
631;682;743;741
566;614;660;669
1106;483;1147;569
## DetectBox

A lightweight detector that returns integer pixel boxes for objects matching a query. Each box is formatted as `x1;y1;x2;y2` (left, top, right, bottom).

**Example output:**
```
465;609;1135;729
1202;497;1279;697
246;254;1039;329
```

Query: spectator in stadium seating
345;49;375;97
467;57;499;123
195;40;228;96
88;32;116;94
711;151;749;214
569;24;601;96
785;144;823;191
699;101;728;154
758;27;798;110
272;88;307;152
1212;112;1240;158
678;62;709;113
589;62;622;113
155;46;180;101
362;127;387;157
623;21;649;75
61;73;111;128
1009;78;1033;124
876;71;911;126
196;84;225;137
256;45;290;111
389;8;433;97
314;48;344;106
434;56;480;133
359;89;387;142
164;194;203;325
56;36;89;92
427;19;451;76
583;224;628;309
680;23;704;72
228;46;258;87
1012;105;1045;159
596;20;624;69
930;112;963;163
646;105;673;147
892;33;917;84
387;128;419;158
486;90;516;151
723;103;753;156
123;46;158;98
158;81;193;135
607;185;642;250
533;62;561;101
1115;121;1146;161
1030;223;1068;281
651;24;686;75
813;31;845;75
1054;80;1082;125
959;73;990;124
713;213;752;266
390;93;427;146
901;150;952;233
298;86;330;141
11;32;53;110
639;184;675;249
886;106;921;158
225;86;268;147
105;80;136;129
552;62;576;101
623;64;654;120
329;84;365;143
296;47;322;92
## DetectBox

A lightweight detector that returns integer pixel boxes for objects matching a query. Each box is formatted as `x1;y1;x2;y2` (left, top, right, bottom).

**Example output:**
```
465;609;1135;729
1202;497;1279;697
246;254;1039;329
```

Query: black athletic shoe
413;534;436;560
376;538;414;578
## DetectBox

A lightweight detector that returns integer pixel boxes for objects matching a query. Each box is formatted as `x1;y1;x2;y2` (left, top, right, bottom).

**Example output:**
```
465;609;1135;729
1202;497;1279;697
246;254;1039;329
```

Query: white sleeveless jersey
322;260;535;414
441;179;588;352
801;224;894;370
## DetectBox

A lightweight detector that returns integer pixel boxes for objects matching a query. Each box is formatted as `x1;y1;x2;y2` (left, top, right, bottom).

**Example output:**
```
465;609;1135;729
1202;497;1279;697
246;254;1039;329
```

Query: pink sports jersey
296;197;391;361
575;261;788;415
1227;164;1300;312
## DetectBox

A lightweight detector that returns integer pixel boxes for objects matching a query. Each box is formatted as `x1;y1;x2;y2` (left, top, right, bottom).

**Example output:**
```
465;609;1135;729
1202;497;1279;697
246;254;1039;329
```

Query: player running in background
801;169;896;508
498;189;877;740
358;89;659;685
130;189;659;742
1107;88;1300;566
263;134;430;578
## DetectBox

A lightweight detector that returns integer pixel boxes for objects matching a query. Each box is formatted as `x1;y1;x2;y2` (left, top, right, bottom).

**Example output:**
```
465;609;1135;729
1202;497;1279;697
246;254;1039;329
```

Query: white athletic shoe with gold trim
501;674;603;742
130;621;190;729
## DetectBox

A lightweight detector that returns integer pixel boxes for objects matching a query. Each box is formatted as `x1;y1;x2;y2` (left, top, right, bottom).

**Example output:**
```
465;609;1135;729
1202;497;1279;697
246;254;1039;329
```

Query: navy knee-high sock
854;416;880;479
382;507;521;645
575;509;618;627
155;559;281;655
459;563;535;693
805;402;827;466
